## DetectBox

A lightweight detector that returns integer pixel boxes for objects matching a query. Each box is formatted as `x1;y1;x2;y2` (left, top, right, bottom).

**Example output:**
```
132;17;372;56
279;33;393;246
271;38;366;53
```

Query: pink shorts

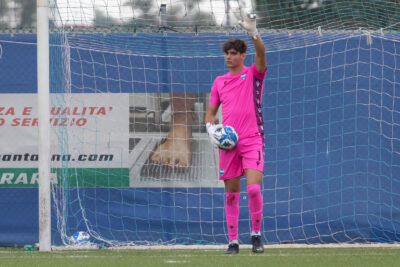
218;135;264;180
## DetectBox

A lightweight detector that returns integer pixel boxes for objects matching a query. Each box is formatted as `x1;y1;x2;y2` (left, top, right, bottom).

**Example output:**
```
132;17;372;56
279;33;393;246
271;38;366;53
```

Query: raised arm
239;11;267;72
252;35;266;73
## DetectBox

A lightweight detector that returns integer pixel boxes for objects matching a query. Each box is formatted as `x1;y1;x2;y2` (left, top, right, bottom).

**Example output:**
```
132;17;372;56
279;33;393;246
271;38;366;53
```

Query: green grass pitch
0;247;399;267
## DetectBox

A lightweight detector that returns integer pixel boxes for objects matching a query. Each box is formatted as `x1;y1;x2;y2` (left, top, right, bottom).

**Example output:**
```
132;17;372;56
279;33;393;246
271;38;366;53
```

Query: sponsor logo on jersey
219;168;225;176
240;73;246;80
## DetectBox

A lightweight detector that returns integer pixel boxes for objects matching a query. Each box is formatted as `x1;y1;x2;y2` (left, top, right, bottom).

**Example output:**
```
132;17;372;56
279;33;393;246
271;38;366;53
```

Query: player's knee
226;192;240;208
247;184;261;198
226;194;239;205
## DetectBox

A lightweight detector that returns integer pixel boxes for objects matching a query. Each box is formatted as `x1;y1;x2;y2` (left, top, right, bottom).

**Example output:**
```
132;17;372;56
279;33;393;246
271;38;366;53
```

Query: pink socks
225;192;240;241
247;184;263;233
225;185;263;241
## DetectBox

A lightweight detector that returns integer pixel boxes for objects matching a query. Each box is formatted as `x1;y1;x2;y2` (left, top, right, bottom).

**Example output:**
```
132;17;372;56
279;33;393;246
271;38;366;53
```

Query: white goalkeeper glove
238;10;258;40
206;122;223;147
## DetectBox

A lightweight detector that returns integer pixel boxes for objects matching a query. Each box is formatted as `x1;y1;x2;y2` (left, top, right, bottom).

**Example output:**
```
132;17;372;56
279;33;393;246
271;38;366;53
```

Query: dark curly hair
222;39;247;54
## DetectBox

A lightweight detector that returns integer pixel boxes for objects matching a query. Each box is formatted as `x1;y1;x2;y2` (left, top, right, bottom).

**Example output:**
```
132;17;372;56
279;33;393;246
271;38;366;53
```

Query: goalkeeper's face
224;49;246;69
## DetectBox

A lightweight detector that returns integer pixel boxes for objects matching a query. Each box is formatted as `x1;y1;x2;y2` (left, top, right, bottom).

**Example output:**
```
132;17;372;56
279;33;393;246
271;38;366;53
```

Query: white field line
1;252;399;259
51;243;400;251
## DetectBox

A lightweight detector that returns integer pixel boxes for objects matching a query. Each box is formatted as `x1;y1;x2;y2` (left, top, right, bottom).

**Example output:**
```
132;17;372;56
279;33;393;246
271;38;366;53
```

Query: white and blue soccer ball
70;231;90;246
214;125;239;150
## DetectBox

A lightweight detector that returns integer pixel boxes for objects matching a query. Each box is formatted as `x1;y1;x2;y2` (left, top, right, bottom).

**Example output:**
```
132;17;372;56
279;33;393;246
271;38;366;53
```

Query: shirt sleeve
209;79;221;106
251;63;267;81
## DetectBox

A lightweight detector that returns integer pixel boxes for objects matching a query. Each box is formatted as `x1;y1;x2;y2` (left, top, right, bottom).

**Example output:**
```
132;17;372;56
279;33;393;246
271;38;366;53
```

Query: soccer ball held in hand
213;125;239;150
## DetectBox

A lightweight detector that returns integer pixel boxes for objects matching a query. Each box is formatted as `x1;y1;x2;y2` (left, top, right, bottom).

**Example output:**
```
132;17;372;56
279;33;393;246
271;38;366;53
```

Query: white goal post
37;0;51;252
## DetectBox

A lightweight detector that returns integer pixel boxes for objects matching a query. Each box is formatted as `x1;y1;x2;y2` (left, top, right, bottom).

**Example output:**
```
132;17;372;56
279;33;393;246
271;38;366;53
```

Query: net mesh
0;0;400;246
48;0;400;246
1;1;400;32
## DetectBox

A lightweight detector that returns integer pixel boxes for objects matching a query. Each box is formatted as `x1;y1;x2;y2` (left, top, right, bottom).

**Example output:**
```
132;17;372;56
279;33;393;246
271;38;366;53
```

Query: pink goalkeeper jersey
209;64;267;139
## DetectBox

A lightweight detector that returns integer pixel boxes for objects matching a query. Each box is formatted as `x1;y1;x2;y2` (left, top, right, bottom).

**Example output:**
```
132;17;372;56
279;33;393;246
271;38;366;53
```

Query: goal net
49;0;400;246
1;0;399;247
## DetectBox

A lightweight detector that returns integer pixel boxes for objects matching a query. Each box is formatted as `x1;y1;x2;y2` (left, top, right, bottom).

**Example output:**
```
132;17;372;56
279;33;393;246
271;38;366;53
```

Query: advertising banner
0;93;129;187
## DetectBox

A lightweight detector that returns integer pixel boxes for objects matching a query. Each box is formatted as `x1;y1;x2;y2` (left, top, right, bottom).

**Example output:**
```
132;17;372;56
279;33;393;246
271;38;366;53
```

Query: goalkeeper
205;11;267;254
